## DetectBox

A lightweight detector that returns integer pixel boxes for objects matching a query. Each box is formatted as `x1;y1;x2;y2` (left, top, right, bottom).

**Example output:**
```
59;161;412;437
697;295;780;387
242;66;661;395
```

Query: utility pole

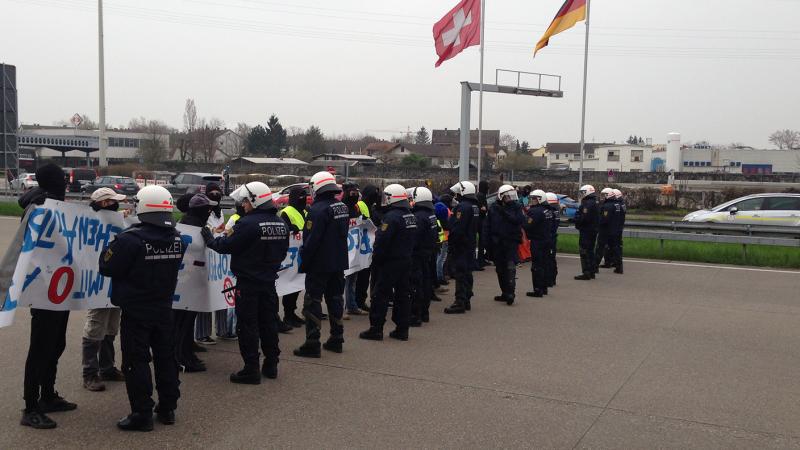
98;0;108;167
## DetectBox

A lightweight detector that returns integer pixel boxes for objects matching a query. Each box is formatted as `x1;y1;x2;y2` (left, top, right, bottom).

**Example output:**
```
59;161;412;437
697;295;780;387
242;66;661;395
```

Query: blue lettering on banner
72;270;105;300
347;225;373;256
22;267;41;292
281;246;300;271
21;208;58;252
77;216;122;252
206;250;231;282
179;234;192;270
3;282;18;312
56;211;78;265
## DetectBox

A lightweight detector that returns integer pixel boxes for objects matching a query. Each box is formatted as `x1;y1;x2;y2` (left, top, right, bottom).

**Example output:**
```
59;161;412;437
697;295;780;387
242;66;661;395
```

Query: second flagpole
578;0;591;187
476;0;486;183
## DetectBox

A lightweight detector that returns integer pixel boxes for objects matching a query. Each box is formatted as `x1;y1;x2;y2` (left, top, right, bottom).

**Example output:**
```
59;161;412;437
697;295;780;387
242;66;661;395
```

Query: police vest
437;219;445;243
280;205;306;230
357;200;370;219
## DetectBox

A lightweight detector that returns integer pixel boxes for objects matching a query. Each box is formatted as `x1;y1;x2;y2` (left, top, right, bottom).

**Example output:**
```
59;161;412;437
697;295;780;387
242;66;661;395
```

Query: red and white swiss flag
433;0;481;67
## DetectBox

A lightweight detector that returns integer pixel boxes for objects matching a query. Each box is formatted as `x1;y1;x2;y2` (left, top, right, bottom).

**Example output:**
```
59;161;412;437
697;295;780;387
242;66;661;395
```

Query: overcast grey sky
2;0;799;148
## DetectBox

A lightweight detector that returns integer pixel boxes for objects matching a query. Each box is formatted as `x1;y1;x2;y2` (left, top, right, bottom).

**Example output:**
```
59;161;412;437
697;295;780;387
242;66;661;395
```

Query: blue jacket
448;197;480;252
524;203;554;244
300;192;350;273
207;208;289;286
372;205;417;265
412;204;438;258
99;223;185;317
574;193;600;233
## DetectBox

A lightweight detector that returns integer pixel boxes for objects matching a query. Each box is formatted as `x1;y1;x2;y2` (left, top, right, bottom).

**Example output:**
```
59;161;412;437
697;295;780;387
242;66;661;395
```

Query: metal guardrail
623;220;800;238
559;227;800;248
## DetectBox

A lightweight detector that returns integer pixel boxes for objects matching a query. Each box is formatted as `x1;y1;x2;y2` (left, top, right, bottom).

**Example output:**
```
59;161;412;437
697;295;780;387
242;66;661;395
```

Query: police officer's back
408;187;437;324
444;181;480;314
99;185;185;431
524;190;553;297
359;184;417;341
485;185;525;305
294;171;350;358
573;185;600;280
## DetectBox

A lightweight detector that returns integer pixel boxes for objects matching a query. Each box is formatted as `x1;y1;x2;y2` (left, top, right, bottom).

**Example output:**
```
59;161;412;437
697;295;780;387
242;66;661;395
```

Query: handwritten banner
0;200;375;327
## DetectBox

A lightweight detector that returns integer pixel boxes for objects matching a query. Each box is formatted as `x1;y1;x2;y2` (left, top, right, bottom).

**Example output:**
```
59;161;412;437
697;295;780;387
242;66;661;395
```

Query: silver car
683;193;800;227
10;173;38;192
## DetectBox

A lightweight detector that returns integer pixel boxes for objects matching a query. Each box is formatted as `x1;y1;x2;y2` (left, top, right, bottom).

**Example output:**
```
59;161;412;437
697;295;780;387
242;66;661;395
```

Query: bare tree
195;118;225;163
137;120;170;166
234;122;251;157
768;129;800;150
181;99;198;161
499;132;517;151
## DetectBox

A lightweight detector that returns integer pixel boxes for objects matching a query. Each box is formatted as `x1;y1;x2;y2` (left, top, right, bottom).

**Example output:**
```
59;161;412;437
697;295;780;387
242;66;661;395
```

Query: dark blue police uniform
524;203;554;296
484;200;526;303
99;223;185;418
205;207;289;380
410;203;438;324
445;197;480;313
573;193;600;279
295;191;350;356
595;197;615;271
546;202;560;287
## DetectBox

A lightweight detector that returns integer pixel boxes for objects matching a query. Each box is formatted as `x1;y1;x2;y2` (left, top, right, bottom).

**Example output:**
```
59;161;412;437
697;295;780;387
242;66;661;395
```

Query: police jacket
618;199;627;235
484;201;526;250
574;193;600;233
300;192;350;273
524;203;554;244
598;199;616;234
547;204;561;240
99;223;185;316
411;204;438;258
607;199;625;236
448;197;480;251
372;205;417;265
207;207;289;285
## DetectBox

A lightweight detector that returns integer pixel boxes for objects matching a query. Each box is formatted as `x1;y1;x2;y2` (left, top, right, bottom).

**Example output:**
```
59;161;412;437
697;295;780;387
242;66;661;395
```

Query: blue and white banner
0;200;375;327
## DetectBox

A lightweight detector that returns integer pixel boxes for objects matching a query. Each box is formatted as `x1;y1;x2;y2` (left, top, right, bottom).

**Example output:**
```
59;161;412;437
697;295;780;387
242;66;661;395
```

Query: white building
680;147;800;174
560;144;652;172
20;125;168;162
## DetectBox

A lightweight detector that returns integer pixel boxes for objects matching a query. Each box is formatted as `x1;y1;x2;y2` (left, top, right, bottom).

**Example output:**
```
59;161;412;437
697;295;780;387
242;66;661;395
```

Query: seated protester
174;194;214;373
82;188;129;392
19;163;77;429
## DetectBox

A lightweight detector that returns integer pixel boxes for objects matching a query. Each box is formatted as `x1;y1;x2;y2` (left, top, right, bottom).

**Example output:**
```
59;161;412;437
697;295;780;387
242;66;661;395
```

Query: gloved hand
200;226;214;245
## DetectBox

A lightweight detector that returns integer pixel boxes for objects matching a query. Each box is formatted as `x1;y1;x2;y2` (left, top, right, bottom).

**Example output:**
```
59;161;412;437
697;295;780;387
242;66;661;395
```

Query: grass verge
0;202;24;217
556;233;800;269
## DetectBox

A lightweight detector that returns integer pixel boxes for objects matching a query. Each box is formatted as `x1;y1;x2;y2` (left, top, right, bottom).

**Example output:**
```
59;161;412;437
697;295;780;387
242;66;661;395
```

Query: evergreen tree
247;125;269;155
415;126;431;145
265;114;287;157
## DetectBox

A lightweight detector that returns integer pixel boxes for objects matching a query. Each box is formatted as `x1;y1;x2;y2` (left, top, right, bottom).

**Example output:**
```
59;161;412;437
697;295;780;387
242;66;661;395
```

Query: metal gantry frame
458;71;564;181
1;64;19;181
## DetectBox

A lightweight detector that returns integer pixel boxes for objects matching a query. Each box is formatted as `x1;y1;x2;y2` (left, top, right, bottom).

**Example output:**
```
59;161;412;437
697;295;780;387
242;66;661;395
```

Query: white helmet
612;189;623;199
229;185;247;203
530;189;546;203
497;184;518;202
309;171;340;197
409;186;433;204
600;187;614;198
134;185;176;228
545;192;559;205
241;181;274;208
383;183;409;206
450;181;476;197
579;185;596;196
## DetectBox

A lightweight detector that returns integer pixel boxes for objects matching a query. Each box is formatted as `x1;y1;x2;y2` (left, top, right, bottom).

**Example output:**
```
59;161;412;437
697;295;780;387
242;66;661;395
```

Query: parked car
683;193;800;227
272;182;342;208
63;167;98;193
166;172;224;196
10;173;38;192
557;194;579;221
81;176;140;197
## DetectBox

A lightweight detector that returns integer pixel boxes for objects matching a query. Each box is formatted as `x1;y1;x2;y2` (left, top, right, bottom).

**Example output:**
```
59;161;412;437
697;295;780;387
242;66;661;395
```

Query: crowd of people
16;164;626;432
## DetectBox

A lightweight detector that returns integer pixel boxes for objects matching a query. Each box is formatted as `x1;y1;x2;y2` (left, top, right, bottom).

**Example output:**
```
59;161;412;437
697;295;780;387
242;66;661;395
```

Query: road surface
0;216;798;449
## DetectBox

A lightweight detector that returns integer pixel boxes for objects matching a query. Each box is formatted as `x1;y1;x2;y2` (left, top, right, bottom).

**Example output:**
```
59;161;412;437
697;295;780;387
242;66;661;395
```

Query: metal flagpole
578;0;591;186
98;0;108;167
476;0;486;183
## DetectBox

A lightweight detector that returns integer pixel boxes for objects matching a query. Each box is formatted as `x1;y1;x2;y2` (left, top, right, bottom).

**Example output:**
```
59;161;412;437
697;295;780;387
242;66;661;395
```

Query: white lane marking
0;216;21;220
557;254;800;275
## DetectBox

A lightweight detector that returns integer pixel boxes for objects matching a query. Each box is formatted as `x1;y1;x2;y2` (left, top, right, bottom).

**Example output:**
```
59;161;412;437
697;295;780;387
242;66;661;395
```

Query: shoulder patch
456;211;462;219
306;220;312;230
103;248;113;262
583;207;588;214
528;218;533;224
381;223;389;231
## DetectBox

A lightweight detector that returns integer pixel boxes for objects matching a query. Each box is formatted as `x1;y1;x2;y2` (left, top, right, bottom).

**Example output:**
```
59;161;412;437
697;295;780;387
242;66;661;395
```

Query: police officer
408;187;438;324
573;185;600;280
294;171;350;357
279;186;308;328
485;185;526;305
610;189;626;274
444;181;480;314
202;182;289;384
524;190;553;298
99;185;185;431
360;184;417;341
544;192;561;288
595;188;615;273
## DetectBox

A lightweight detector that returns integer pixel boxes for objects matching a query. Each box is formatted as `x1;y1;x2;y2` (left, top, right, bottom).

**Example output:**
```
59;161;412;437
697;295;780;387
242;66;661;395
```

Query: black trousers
236;283;280;369
494;246;517;300
450;247;474;304
546;235;559;287
594;231;609;269
24;309;70;410
354;267;371;309
530;241;549;290
410;255;431;321
302;271;345;344
173;310;198;366
370;259;412;332
282;292;300;318
120;310;180;414
607;234;623;269
578;231;598;275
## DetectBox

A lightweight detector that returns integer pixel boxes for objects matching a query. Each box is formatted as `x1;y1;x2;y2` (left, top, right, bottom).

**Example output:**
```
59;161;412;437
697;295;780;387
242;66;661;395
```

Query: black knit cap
35;163;66;199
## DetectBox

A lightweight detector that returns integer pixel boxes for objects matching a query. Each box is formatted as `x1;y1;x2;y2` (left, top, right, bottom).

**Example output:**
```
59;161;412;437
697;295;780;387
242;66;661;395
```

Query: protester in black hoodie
19;163;77;430
353;184;382;312
476;180;490;269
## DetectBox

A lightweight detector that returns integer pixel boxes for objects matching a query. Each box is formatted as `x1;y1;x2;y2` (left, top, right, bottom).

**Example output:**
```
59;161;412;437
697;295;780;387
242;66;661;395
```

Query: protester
19;163;77;429
434;193;452;288
353;184;381;313
195;183;226;345
279;186;308;329
82;188;128;392
99;185;185;431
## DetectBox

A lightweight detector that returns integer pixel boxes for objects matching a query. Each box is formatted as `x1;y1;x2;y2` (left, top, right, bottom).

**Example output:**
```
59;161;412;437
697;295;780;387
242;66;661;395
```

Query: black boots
284;313;305;328
574;273;593;280
154;404;176;425
262;361;278;379
359;327;384;341
230;367;261;385
323;338;343;353
389;329;408;341
526;290;544;298
444;301;466;314
117;412;154;432
293;342;321;358
20;409;56;429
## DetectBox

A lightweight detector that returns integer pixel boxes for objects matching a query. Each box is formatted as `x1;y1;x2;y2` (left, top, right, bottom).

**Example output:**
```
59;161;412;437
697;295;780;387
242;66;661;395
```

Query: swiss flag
433;0;481;67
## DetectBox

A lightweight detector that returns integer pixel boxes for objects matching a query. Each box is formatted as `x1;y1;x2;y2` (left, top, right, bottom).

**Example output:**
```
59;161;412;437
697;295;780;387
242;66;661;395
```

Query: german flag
534;0;586;56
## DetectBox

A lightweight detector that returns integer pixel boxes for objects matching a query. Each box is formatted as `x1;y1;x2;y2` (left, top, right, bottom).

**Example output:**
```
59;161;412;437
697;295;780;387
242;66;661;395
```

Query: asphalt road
0;216;798;449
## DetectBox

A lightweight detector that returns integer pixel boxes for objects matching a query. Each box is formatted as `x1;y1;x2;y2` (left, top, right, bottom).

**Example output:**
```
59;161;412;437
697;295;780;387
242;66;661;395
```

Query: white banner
0;200;375;327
